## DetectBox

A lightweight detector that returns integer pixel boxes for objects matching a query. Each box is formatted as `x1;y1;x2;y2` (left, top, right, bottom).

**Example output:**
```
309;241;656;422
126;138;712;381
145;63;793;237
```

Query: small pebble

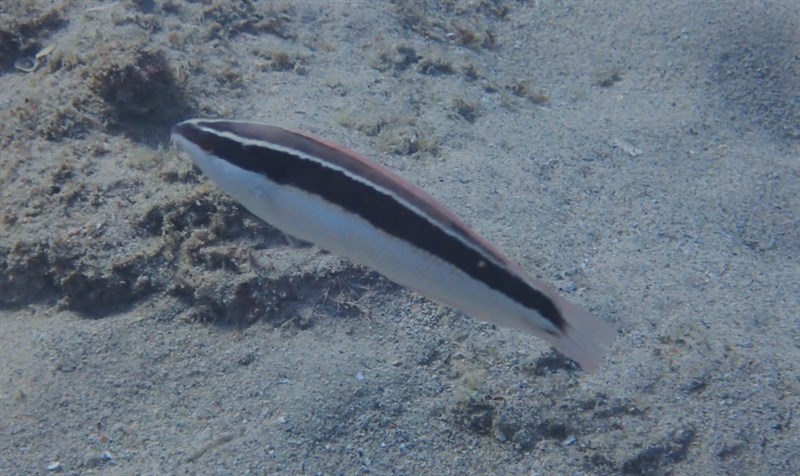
46;461;62;472
562;435;577;446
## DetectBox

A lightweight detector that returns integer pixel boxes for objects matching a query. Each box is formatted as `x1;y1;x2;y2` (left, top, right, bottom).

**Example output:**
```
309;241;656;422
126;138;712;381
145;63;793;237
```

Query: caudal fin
545;295;615;373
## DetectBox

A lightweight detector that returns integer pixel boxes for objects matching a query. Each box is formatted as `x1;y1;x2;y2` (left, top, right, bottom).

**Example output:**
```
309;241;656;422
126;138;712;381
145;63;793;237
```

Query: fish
171;119;614;372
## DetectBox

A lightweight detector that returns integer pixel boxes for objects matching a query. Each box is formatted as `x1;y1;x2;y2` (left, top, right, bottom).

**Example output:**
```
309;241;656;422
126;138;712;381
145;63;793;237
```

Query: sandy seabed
1;1;798;474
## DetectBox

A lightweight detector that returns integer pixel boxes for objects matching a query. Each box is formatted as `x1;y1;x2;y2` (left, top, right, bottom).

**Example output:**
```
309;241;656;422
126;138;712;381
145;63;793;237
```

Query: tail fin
544;294;615;373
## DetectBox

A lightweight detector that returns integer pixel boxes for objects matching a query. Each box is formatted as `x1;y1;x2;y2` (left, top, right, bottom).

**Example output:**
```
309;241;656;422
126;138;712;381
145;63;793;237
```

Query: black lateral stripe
209;121;510;267
179;123;567;332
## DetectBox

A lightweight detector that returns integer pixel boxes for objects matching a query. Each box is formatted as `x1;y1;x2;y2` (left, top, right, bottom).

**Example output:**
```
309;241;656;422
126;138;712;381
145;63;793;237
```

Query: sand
1;1;798;474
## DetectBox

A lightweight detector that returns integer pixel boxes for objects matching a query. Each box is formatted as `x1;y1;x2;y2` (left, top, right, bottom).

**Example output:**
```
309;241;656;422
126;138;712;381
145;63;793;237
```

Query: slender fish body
171;119;614;371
